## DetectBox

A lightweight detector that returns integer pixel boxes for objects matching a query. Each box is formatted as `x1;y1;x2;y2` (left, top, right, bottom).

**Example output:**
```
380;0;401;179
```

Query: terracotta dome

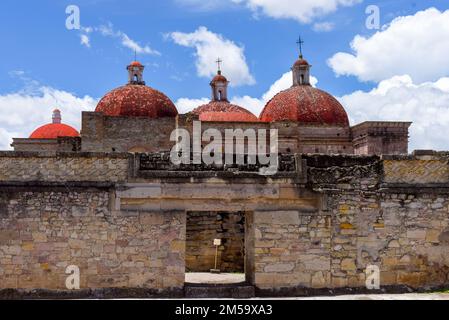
30;123;80;139
260;85;349;126
192;101;258;122
294;58;309;67
211;74;228;83
129;61;143;67
95;85;178;118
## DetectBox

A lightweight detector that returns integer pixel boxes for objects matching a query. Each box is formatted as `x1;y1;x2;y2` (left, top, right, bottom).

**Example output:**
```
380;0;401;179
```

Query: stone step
184;284;255;298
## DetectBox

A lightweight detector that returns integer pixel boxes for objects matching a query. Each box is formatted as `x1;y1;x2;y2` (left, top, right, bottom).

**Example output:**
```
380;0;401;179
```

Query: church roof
193;101;258;122
95;61;178;118
260;85;349;126
95;84;178;118
30;123;80;139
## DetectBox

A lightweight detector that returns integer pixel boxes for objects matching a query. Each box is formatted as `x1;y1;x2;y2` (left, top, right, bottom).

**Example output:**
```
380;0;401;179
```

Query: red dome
30;123;80;139
294;58;309;67
211;74;228;83
192;101;258;122
129;61;143;67
96;85;178;118
260;85;349;126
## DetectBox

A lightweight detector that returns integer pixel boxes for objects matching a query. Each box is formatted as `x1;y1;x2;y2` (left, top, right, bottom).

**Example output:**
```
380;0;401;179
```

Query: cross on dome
216;57;223;74
296;35;305;58
292;36;311;86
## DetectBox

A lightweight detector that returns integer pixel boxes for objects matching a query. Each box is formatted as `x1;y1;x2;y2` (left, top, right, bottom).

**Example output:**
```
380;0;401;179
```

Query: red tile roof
95;84;178;118
192;101;258;122
30;123;80;139
260;85;349;126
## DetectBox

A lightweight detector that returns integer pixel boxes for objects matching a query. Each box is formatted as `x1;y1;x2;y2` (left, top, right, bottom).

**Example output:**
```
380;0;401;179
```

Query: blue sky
1;0;449;150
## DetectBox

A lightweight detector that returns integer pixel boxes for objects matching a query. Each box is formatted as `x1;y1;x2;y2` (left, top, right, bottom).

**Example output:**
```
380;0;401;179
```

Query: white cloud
175;71;317;116
120;33;160;55
0;83;97;150
312;21;335;32
80;34;90;48
339;75;449;151
232;0;361;23
176;97;210;114
328;8;449;83
82;23;160;55
168;26;255;87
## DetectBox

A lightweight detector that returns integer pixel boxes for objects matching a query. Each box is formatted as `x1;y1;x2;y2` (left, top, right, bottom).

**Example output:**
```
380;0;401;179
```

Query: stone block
341;258;357;271
407;230;426;240
264;263;295;273
274;211;300;225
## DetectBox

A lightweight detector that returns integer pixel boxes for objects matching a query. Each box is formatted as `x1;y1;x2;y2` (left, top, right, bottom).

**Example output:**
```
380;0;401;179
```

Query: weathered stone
264;263;295;273
407;230;426;240
341;259;357;271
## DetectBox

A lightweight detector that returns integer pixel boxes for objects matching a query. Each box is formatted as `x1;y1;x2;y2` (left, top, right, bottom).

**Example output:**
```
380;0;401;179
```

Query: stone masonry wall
0;152;130;182
0;189;185;291
186;212;245;273
249;154;449;291
251;211;331;289
1;151;449;293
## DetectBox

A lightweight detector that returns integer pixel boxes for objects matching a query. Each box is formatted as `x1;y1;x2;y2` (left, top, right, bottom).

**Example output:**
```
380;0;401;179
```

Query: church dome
192;64;258;122
95;61;178;118
211;73;228;83
260;52;349;126
30;109;80;139
96;85;178;118
193;101;258;122
293;57;309;67
260;86;349;126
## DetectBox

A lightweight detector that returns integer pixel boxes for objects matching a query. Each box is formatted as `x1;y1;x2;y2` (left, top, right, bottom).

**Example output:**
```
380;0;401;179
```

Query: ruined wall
250;211;331;289
186;211;245;273
1;151;449;294
351;122;411;156
11;137;82;153
0;188;185;291
0;152;130;182
81;112;177;153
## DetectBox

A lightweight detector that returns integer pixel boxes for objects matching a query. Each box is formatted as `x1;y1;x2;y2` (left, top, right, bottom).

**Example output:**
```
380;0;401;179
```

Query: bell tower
52;109;62;124
210;58;229;102
127;61;145;85
292;36;312;86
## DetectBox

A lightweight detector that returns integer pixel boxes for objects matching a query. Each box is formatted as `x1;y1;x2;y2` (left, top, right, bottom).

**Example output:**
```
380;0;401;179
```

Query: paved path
288;293;449;300
185;272;245;284
184;273;449;299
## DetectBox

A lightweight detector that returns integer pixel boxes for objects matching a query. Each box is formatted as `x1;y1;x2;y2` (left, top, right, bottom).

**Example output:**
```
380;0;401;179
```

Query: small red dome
192;101;258;122
129;61;143;67
96;85;178;118
293;58;309;67
211;74;228;83
260;85;349;126
30;123;80;139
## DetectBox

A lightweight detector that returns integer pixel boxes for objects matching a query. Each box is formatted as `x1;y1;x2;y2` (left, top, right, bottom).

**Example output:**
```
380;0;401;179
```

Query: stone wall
250;211;331;289
0;188;185;291
186;212;245;273
81;112;177;153
0;152;130;182
1;151;449;295
352;122;411;156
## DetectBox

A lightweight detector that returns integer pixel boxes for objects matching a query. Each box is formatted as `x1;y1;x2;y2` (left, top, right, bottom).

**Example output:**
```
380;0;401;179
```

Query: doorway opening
185;211;246;285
